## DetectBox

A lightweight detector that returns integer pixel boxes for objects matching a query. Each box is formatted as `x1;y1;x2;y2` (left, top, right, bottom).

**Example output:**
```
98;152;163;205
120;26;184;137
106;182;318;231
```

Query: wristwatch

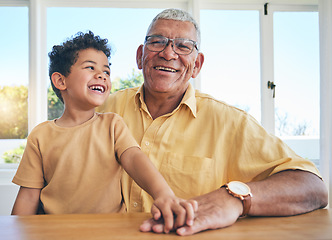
222;181;252;217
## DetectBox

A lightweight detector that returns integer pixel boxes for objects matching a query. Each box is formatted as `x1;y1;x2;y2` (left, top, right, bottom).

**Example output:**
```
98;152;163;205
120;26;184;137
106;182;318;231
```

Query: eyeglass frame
144;35;199;55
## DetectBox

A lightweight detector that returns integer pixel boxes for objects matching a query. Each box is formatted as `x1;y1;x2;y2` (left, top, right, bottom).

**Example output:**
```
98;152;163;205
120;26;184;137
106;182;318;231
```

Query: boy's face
63;48;111;109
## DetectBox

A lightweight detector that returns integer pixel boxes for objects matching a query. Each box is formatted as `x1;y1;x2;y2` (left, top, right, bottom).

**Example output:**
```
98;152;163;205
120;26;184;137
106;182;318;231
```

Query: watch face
228;181;250;195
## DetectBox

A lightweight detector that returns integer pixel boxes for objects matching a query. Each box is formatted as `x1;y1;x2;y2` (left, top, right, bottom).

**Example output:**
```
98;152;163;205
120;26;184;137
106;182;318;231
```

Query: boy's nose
96;72;106;81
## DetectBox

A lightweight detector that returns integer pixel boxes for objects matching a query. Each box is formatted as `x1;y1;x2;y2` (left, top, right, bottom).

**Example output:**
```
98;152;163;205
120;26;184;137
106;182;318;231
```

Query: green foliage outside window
47;86;64;120
0;86;28;139
2;143;26;163
111;69;144;93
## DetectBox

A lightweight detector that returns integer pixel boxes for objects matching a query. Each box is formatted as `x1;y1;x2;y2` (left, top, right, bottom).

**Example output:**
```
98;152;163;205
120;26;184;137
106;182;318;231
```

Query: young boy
11;31;195;233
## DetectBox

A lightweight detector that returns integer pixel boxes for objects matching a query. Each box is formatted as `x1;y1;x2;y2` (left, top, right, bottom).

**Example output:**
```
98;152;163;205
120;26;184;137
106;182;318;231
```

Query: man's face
137;19;203;97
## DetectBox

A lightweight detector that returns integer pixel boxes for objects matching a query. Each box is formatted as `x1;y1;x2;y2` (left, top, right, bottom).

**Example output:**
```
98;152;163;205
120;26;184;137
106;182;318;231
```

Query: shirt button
145;141;150;146
133;202;138;208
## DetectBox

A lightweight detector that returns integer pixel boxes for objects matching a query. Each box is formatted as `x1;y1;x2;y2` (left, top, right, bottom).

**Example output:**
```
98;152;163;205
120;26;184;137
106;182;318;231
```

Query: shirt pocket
159;152;222;199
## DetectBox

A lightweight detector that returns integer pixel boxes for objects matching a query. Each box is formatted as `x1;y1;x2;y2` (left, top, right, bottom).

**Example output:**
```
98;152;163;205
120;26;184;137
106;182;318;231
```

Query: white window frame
318;0;332;208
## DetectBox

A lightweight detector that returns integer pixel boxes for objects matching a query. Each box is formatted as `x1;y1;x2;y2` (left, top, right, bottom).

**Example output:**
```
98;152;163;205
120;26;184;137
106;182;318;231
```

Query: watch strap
240;193;251;217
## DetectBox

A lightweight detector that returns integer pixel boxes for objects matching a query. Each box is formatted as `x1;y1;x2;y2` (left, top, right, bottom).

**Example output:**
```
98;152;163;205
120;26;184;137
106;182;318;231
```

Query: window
199;6;320;169
200;9;261;122
274;11;319;137
273;11;320;168
0;6;28;165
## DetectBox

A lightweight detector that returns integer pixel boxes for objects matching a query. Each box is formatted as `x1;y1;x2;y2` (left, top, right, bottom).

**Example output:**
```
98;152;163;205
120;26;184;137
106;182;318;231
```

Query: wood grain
0;209;331;240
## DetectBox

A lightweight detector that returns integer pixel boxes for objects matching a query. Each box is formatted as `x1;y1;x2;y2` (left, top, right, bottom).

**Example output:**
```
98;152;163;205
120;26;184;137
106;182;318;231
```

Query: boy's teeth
89;85;105;93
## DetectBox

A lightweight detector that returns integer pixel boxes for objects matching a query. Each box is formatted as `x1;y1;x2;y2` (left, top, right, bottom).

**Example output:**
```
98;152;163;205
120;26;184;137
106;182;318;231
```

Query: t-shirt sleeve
12;135;45;189
112;115;140;161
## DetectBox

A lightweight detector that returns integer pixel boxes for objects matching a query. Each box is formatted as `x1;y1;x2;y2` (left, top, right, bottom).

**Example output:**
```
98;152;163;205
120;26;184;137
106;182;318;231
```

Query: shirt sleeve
12;134;45;189
112;114;140;161
228;112;321;182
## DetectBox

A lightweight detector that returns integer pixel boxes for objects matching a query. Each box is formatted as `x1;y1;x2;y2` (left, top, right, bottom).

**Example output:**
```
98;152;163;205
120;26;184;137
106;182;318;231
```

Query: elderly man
98;8;328;236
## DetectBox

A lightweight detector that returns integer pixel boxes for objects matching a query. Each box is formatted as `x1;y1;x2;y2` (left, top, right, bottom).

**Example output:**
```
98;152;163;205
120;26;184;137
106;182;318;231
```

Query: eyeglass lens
145;36;196;55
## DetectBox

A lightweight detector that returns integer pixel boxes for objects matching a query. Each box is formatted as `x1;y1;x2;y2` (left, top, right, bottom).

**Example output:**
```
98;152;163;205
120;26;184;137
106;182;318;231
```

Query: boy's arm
119;147;196;233
11;186;41;215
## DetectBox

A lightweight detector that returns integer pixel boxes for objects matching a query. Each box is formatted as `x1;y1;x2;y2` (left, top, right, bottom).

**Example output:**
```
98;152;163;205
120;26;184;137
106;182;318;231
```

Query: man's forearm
140;169;328;236
247;170;328;216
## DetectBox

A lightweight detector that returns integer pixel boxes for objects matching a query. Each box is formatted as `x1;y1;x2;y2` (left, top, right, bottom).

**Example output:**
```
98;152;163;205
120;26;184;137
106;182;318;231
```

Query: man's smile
154;66;177;72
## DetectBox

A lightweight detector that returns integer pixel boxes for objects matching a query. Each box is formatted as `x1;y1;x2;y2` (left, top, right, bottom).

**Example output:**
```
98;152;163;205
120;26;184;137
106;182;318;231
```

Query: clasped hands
140;187;243;236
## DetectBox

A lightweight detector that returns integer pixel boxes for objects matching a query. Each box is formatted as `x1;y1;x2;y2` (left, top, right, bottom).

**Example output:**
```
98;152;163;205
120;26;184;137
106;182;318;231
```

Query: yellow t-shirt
98;84;321;213
12;113;139;214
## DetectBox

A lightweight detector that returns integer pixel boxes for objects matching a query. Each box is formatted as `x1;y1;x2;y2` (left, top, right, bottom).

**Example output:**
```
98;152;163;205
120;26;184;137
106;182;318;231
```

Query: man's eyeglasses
144;35;198;55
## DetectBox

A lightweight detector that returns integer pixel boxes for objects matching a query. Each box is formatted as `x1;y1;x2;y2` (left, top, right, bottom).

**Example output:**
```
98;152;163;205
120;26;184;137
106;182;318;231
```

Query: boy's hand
146;197;198;233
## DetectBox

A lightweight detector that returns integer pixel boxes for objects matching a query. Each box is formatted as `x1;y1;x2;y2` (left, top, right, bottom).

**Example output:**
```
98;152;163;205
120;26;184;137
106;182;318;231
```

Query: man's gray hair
146;8;201;48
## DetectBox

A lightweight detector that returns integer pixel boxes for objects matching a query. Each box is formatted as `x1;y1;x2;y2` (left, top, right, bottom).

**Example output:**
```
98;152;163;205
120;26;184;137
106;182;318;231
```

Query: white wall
0;140;22;215
0;169;19;215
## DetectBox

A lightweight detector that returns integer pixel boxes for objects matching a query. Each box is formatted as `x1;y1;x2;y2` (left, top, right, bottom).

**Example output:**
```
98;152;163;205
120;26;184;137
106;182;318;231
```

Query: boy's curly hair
48;31;111;103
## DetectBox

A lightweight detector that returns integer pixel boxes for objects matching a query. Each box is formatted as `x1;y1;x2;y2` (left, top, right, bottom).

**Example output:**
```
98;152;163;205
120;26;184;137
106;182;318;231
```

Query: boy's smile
89;85;106;93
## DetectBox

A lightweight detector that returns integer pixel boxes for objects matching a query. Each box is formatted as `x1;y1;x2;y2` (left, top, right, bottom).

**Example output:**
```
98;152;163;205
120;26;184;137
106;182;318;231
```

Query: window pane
200;10;261;121
274;12;319;169
47;8;161;119
0;7;28;164
274;12;319;137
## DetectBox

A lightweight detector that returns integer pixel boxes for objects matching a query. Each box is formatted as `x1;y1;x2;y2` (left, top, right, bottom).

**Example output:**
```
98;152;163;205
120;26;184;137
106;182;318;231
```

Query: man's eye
86;66;94;70
149;38;166;45
151;41;161;44
176;42;191;50
104;70;110;76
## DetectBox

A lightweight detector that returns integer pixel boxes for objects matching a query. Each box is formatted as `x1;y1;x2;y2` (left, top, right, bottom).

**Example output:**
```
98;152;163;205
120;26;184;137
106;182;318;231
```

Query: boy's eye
86;66;94;70
104;70;110;76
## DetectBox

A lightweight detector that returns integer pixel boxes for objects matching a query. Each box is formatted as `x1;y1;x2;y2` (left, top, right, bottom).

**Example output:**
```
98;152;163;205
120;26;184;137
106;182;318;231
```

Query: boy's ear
51;72;67;90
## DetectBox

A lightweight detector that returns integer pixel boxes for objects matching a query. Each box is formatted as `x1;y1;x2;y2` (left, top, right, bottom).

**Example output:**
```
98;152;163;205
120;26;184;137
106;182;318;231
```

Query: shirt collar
180;83;197;118
134;85;145;110
134;83;197;118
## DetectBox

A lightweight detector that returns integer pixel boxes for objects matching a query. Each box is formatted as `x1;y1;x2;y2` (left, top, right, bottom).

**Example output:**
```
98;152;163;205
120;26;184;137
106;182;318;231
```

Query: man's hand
140;187;243;235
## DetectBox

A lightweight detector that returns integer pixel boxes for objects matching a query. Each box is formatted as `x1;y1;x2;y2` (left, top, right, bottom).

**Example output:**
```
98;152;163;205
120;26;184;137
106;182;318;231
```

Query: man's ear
136;44;144;70
192;52;205;79
51;72;66;90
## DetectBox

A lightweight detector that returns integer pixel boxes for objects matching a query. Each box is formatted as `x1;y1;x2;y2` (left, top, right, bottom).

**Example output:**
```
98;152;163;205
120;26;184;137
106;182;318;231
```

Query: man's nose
160;40;178;59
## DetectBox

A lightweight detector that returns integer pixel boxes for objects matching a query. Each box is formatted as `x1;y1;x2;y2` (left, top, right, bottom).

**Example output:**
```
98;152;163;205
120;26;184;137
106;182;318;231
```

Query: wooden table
0;209;331;240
